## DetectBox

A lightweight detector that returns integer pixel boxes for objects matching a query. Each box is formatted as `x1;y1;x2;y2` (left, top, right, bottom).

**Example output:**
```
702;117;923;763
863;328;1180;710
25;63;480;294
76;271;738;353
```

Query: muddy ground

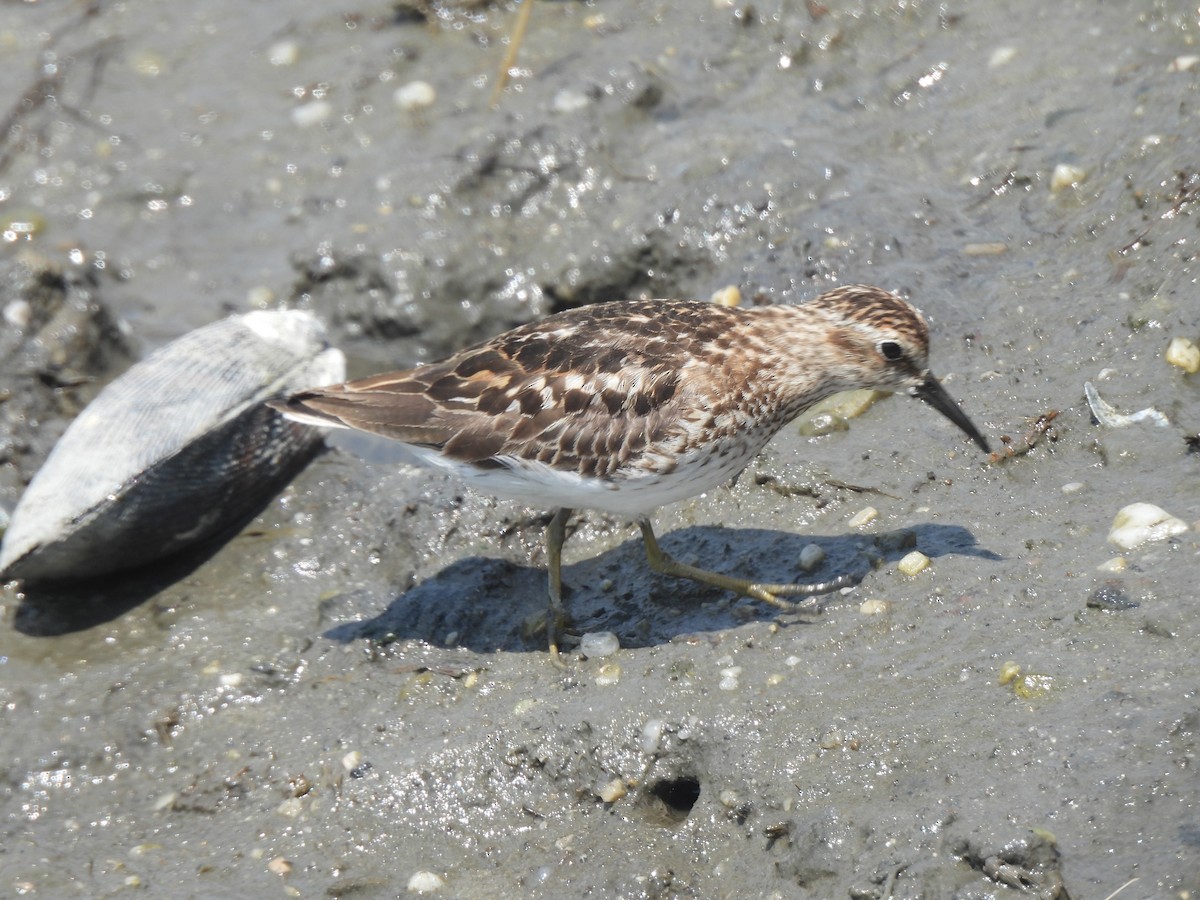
1;1;1198;897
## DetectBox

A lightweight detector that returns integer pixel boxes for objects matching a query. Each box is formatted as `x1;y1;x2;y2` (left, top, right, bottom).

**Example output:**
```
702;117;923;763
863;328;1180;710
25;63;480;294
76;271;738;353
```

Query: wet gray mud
1;2;1198;897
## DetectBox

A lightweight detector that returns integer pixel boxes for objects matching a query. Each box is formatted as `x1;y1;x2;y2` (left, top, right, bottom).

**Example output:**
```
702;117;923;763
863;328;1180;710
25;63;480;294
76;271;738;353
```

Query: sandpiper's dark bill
913;373;991;454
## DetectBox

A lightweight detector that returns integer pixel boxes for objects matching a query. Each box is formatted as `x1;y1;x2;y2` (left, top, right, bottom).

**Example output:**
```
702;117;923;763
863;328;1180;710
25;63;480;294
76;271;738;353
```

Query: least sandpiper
273;285;989;660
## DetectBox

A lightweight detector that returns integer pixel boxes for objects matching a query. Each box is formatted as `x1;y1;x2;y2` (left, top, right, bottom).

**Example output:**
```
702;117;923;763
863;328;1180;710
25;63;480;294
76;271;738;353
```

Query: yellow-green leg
545;507;572;667
637;517;856;609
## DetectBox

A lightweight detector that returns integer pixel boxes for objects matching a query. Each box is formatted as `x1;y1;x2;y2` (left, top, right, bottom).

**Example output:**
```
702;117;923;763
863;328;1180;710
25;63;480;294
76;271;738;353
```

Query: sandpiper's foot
637;518;860;612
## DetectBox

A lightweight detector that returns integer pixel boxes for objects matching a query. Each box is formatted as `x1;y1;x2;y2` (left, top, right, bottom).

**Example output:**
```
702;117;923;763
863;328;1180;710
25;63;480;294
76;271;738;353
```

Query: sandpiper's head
808;285;990;453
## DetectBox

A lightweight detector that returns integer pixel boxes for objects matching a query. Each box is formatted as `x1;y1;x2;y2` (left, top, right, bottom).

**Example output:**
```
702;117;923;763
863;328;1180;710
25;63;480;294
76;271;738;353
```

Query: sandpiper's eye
879;340;904;361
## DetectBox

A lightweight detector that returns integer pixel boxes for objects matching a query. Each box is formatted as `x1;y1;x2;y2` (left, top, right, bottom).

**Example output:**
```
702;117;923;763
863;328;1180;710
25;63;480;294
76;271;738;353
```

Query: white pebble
962;242;1008;256
268;40;299;66
1050;163;1087;193
718;666;742;691
897;550;930;576
341;750;363;772
407;870;445;893
291;100;333;128
394;80;436;111
1097;556;1128;573
1165;336;1200;374
798;543;825;573
859;598;890;616
1107;502;1188;550
579;631;620;658
848;507;878;529
641;718;665;754
1168;55;1200;72
988;46;1017;68
552;88;590;114
3;299;32;328
1061;482;1086;494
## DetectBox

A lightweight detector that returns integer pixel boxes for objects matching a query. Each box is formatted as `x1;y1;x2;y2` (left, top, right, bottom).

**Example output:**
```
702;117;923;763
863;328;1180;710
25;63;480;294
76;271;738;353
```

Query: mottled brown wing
276;299;748;477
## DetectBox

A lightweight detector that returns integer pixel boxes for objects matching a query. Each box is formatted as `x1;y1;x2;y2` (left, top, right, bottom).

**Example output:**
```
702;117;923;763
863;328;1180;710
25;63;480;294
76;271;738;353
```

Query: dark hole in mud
648;776;701;821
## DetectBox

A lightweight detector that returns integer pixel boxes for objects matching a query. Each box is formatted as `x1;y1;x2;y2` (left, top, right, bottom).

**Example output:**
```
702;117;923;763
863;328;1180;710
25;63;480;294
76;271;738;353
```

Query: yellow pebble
710;285;741;307
897;550;930;576
1165;336;1200;374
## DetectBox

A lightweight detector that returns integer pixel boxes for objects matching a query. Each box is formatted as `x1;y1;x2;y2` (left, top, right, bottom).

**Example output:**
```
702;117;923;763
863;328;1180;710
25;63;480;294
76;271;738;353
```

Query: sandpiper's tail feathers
268;387;454;449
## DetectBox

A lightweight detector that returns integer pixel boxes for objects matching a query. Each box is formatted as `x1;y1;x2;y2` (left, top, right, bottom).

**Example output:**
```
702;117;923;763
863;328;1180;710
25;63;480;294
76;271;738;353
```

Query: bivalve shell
0;310;345;581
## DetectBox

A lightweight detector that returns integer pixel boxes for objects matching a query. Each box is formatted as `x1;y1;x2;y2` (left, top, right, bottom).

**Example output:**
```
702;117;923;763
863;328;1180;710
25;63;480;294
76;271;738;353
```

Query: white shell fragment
1107;503;1188;551
0;310;345;581
1083;382;1170;429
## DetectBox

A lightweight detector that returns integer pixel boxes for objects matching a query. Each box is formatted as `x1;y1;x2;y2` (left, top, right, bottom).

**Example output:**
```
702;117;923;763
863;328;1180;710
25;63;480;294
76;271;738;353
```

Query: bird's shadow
320;523;1001;653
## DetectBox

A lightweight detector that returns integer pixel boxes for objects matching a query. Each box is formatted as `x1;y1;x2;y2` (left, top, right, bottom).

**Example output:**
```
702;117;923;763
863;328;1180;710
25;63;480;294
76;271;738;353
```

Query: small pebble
988;46;1017;68
962;242;1008;256
341;751;363;772
268;40;299;66
579;631;620;658
268;858;293;876
718;789;739;808
1061;481;1086;494
552;88;590;113
718;666;742;691
1107;502;1188;550
998;660;1022;685
710;285;741;307
291;100;333;128
1097;556;1127;573
848;507;878;529
596;778;627;803
798;543;825;573
513;698;540;715
859;598;889;616
406;870;445;893
897;550;930;576
153;792;177;811
1168;55;1200;72
593;662;621;686
394;80;436;112
819;730;843;750
641;718;665;754
1165;336;1200;374
1050;163;1087;193
3;299;32;328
